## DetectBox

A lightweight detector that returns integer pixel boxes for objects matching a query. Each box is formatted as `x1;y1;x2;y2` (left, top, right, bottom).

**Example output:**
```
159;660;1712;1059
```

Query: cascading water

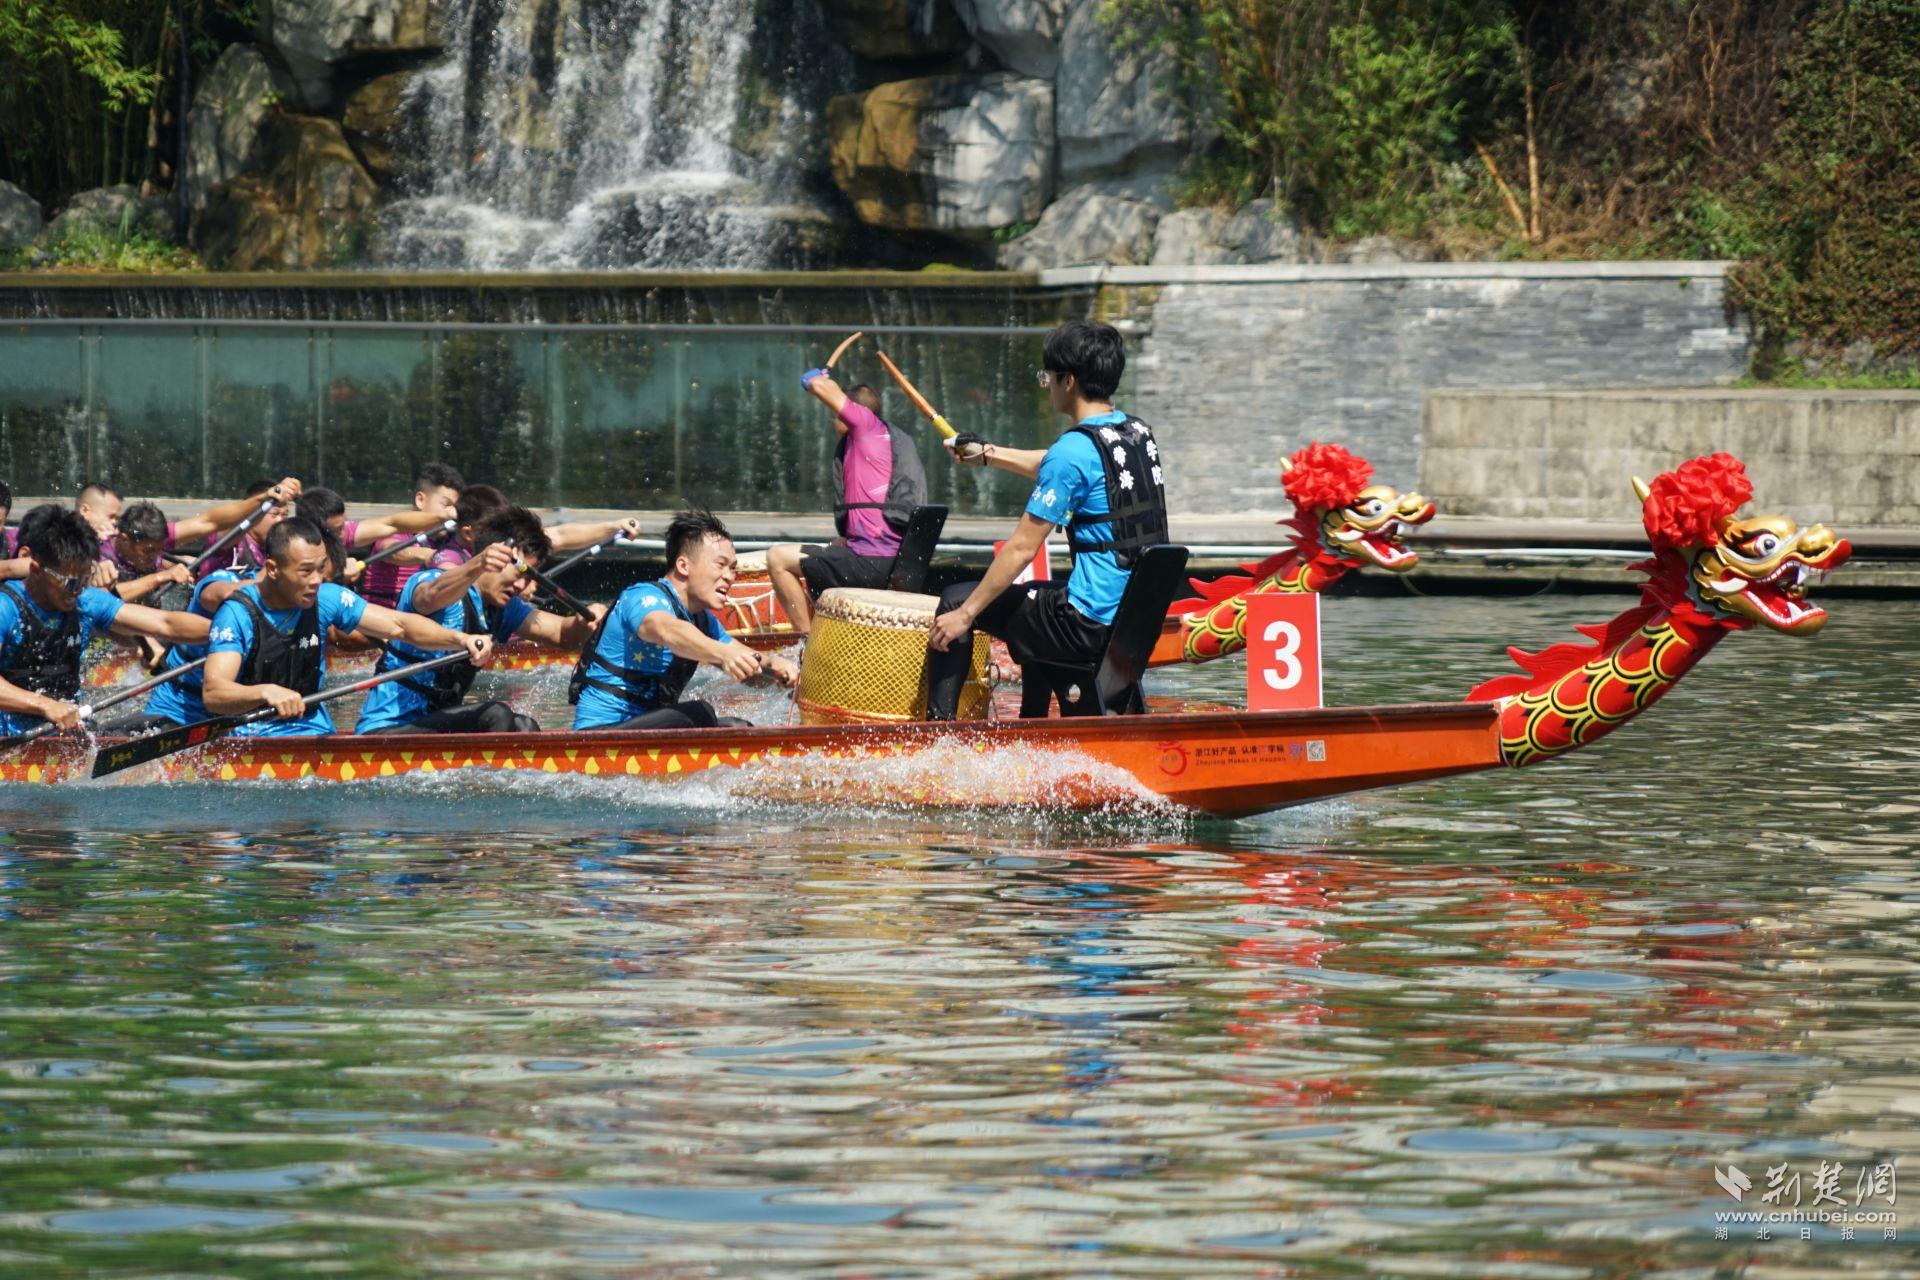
376;0;836;270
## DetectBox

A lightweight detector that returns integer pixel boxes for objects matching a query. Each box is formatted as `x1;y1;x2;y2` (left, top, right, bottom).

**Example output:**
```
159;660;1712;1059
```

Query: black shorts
957;579;1109;667
799;543;895;596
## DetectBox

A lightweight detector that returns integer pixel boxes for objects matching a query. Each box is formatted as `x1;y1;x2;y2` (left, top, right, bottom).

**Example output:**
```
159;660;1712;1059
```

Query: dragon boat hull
1;702;1504;819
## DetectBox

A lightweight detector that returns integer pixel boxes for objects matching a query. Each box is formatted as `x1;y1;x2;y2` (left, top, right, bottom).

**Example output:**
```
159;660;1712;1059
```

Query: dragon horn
1631;475;1651;502
1279;455;1294;475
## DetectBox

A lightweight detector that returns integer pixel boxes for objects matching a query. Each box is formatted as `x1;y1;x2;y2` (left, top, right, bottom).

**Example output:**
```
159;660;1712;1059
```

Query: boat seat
1019;544;1191;718
886;504;948;593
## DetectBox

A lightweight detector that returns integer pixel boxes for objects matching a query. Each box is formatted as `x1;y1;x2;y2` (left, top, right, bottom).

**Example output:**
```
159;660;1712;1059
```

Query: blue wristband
801;367;829;390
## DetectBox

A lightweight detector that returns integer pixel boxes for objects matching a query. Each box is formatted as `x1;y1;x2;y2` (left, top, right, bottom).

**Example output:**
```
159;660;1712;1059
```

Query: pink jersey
359;532;430;607
838;401;902;558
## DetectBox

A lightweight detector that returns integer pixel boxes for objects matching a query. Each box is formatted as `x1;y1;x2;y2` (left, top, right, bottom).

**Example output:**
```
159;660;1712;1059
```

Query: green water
2;595;1916;1276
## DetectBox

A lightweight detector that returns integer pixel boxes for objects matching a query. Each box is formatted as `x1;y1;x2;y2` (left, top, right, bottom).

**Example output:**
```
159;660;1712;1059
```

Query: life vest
230;591;324;696
0;583;83;701
831;416;926;540
197;533;266;584
1064;415;1170;569
377;589;486;712
568;580;711;713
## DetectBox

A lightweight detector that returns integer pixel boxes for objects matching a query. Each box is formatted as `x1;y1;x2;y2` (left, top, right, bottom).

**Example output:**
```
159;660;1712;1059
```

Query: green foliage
989;220;1036;245
0;220;198;272
1669;189;1761;261
1737;364;1920;390
1730;0;1920;363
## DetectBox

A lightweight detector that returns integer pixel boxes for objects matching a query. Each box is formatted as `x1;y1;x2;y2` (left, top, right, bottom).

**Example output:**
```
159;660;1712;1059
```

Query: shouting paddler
0;509;213;740
571;509;798;731
926;319;1169;719
355;507;605;736
199;517;496;738
763;362;927;637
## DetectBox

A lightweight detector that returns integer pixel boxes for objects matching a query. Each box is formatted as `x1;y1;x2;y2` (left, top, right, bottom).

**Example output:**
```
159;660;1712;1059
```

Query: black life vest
568;579;711;713
377;588;487;712
1064;414;1170;569
231;591;324;696
0;583;83;701
831;415;926;540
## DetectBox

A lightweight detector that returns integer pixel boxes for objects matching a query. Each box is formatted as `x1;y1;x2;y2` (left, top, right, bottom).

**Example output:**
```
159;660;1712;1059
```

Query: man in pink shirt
764;369;922;637
360;462;465;607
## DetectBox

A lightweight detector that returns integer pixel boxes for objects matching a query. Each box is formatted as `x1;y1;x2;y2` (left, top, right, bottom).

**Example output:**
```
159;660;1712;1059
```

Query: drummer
925;319;1169;718
762;367;925;637
570;509;797;731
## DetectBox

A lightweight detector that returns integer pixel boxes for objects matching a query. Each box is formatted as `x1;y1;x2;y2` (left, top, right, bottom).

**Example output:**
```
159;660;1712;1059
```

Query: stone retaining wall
1055;262;1750;514
1423;388;1920;528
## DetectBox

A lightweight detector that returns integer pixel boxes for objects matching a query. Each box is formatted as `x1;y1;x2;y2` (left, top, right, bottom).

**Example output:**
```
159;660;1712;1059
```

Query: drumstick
827;331;863;369
874;350;957;440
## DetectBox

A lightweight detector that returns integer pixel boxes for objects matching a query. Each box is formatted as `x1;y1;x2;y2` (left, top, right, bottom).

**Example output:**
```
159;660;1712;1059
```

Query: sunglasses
53;571;86;594
1035;369;1053;388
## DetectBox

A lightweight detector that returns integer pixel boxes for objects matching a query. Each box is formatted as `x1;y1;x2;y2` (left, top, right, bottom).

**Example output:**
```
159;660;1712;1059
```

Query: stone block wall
1424;388;1920;528
1058;262;1751;515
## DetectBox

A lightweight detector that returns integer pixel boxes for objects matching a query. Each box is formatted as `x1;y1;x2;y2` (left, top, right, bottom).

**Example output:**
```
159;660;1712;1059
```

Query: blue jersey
573;580;731;730
1026;411;1128;624
0;586;122;736
207;583;368;737
145;569;244;727
356;568;532;734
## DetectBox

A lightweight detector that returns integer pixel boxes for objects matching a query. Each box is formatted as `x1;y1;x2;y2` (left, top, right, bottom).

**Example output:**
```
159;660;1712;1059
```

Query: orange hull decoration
0;702;1503;819
1164;443;1434;665
1470;453;1851;768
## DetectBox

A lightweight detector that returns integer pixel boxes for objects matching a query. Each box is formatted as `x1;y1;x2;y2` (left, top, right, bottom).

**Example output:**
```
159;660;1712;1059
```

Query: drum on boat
733;550;769;577
797;588;988;724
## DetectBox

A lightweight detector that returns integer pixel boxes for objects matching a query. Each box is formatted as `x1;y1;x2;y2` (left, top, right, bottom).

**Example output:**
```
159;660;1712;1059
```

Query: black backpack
831;417;927;539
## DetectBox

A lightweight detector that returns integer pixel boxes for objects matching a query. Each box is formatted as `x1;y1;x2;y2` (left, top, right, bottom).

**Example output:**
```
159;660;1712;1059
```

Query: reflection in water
0;596;1914;1275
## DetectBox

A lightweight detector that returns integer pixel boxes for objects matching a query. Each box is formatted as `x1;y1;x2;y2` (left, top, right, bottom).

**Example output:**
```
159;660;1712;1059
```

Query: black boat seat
886;504;948;593
1018;544;1190;718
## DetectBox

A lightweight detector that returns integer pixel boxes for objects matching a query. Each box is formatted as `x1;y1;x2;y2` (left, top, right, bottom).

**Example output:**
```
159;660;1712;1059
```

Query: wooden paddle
363;519;456;567
827;330;863;369
0;656;210;754
89;650;472;779
186;495;277;575
545;531;634;580
874;350;958;441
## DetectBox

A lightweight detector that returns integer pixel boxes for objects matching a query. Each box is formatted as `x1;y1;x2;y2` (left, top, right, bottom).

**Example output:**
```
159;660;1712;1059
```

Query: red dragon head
1637;453;1850;635
1281;442;1436;572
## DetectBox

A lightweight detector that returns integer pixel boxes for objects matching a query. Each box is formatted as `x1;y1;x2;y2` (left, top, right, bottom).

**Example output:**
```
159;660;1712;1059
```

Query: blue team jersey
207;582;368;737
572;580;731;730
1025;411;1129;624
0;586;123;736
356;568;533;733
145;569;244;726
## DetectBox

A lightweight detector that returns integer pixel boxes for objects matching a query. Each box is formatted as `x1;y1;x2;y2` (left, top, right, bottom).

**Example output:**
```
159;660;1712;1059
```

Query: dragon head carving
1282;443;1436;572
1636;454;1851;636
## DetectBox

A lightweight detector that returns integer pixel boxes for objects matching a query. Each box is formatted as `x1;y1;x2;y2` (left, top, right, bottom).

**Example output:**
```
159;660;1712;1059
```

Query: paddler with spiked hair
764;331;927;636
355;506;606;736
570;508;798;731
199;517;497;737
925;319;1169;718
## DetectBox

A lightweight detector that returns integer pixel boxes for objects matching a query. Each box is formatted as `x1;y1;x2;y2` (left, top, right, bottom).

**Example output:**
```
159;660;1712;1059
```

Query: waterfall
376;0;831;271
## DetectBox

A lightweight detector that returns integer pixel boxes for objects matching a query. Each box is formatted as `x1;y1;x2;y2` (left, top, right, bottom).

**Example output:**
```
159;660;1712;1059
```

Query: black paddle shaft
0;655;211;753
362;519;456;568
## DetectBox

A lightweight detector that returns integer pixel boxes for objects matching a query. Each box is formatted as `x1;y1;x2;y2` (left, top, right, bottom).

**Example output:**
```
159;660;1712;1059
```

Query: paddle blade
90;715;240;779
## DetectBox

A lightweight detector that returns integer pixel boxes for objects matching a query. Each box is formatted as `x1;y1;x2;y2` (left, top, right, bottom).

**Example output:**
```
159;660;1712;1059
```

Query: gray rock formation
821;0;965;59
183;45;285;217
1151;208;1234;265
1054;0;1190;183
829;72;1053;234
998;185;1160;269
194;115;378;268
1151;199;1318;265
0;180;42;251
1336;234;1437;264
341;69;422;183
45;186;175;244
950;0;1070;77
262;0;442;106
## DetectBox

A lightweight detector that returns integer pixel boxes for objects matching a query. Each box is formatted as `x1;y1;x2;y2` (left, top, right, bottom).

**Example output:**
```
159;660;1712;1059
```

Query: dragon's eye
1354;498;1385;517
1747;532;1782;557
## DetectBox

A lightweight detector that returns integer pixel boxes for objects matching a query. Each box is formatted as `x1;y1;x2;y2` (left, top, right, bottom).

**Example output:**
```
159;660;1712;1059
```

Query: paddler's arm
636;611;765;684
172;477;301;543
0;555;30;581
409;545;513;615
343;509;451;549
513;602;606;650
947;432;1046;480
802;368;851;430
353;602;496;669
929;514;1052;653
202;649;305;719
114;560;192;602
108;601;212;645
547;517;644;553
0;674;82;731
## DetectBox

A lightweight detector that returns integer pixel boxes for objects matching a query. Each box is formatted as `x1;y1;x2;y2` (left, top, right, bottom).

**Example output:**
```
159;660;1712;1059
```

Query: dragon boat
13;455;1846;822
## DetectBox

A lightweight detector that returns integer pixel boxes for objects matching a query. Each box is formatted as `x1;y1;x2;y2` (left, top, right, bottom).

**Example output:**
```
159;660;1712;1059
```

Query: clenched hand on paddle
0;656;210;753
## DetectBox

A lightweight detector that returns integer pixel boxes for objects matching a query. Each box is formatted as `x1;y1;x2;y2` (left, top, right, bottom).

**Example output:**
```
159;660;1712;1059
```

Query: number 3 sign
1246;594;1322;711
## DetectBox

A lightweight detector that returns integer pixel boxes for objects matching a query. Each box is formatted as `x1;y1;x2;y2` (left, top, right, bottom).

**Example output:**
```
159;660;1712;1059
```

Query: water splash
378;0;831;269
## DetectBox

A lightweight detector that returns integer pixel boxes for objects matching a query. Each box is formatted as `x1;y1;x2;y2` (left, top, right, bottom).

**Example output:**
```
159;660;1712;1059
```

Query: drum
733;550;769;577
797;588;989;724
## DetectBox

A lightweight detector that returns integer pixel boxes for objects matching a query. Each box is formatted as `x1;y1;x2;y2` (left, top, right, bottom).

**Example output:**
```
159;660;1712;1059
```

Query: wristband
801;367;829;390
